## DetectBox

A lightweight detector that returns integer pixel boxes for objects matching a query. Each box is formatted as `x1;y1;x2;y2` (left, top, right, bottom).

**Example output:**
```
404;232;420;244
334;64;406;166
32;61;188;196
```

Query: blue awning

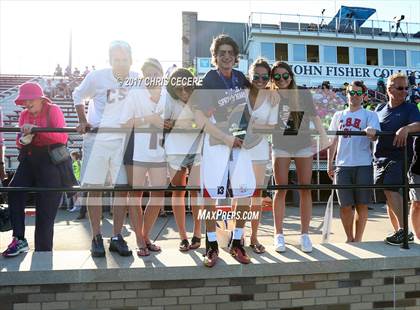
328;6;376;31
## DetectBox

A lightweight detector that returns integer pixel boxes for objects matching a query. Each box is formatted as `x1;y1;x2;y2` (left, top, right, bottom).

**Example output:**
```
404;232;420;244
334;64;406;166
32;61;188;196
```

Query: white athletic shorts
81;133;128;186
200;135;255;199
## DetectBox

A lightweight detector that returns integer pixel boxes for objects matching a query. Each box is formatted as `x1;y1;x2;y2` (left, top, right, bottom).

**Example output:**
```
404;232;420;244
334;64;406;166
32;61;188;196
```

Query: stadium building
182;6;420;88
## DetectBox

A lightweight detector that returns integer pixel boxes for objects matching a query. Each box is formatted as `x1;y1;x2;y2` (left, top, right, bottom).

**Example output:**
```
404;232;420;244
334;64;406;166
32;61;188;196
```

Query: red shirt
17;103;68;148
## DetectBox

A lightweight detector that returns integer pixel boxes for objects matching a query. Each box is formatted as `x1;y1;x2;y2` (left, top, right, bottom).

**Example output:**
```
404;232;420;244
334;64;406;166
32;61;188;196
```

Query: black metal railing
0;126;417;249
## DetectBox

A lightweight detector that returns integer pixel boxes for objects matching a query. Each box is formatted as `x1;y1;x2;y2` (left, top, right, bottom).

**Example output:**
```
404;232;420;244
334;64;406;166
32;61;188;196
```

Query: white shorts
408;171;420;201
201;135;255;199
272;146;313;158
81;134;128;186
166;154;201;171
247;138;270;162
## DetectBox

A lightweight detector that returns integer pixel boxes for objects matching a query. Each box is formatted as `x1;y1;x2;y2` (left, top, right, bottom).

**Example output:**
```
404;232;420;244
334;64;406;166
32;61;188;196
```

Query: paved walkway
1;202;418;254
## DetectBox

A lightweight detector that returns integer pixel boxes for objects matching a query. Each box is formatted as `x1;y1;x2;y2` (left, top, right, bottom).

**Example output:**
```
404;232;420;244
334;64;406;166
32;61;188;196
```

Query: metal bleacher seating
0;75;84;170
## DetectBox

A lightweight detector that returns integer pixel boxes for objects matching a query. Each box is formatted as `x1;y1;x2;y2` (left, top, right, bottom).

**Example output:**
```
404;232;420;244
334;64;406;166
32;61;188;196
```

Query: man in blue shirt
371;73;420;245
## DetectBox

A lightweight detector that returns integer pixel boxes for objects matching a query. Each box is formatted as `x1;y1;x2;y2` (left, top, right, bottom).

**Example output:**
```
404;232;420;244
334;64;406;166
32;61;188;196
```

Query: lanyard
217;70;238;91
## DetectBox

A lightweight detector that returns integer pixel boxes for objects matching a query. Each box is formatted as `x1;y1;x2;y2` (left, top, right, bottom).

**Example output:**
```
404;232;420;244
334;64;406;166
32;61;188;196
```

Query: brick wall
2;268;420;310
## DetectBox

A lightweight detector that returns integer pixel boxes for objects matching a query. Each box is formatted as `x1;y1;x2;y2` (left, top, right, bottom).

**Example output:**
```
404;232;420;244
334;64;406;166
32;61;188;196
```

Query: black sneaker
91;234;105;257
408;231;415;243
109;234;132;256
385;229;414;246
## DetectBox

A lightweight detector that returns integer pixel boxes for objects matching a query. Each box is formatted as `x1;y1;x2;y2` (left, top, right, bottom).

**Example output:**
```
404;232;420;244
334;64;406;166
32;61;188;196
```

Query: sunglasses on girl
348;90;364;96
273;73;290;81
252;74;270;81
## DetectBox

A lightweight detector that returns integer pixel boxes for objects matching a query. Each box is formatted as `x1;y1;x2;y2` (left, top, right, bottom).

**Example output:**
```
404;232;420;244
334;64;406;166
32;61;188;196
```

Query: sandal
145;242;161;252
250;243;265;254
179;239;190;252
189;236;201;250
137;247;150;257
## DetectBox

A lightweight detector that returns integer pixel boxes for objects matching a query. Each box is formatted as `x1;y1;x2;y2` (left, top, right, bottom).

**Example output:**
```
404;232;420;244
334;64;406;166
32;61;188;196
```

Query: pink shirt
17;103;68;148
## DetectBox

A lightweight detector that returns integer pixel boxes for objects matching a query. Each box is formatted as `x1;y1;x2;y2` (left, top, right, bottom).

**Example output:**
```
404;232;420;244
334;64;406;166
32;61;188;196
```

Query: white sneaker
68;206;81;213
274;234;286;252
300;234;313;253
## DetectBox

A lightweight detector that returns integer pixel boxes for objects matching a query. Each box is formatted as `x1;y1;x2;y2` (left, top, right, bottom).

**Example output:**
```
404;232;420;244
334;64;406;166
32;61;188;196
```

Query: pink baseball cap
15;82;52;106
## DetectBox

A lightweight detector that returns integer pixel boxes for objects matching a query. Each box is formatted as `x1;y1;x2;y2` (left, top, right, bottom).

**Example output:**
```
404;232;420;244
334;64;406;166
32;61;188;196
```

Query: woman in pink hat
2;82;70;257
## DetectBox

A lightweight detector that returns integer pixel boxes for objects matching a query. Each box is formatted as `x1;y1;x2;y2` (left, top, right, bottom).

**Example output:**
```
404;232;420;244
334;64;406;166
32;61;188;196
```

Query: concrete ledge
1;242;420;286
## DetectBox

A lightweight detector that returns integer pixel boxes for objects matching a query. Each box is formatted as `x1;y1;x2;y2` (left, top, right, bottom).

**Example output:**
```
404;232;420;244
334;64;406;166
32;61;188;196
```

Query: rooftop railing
247;12;420;42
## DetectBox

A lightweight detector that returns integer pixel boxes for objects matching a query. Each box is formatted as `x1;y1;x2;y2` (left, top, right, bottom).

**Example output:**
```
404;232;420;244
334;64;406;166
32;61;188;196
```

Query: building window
382;49;406;67
307;45;319;63
412;51;420;67
354;47;366;65
337;46;349;64
324;46;337;64
275;43;288;61
261;43;275;61
395;50;406;67
383;49;394;66
293;44;306;62
366;48;378;66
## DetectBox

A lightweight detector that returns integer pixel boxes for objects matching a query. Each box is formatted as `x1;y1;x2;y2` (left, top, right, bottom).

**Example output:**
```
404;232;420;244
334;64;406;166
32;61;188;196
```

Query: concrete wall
2;268;420;309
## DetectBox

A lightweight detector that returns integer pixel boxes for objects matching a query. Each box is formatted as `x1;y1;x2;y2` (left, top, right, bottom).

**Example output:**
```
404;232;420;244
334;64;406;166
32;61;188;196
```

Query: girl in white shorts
246;58;279;254
270;61;328;254
120;58;168;256
164;68;204;251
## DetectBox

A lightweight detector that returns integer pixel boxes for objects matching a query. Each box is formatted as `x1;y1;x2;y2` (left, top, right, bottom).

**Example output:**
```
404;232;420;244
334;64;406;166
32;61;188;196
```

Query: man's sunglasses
348;90;364;96
252;74;270;81
273;73;290;81
393;86;409;91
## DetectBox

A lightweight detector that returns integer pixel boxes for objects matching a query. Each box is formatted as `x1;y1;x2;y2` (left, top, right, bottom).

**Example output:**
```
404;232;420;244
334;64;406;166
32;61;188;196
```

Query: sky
0;0;419;75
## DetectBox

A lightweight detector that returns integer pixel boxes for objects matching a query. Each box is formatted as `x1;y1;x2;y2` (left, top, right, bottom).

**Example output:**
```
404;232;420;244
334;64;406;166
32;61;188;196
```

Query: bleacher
0;75;84;170
0;74;42;99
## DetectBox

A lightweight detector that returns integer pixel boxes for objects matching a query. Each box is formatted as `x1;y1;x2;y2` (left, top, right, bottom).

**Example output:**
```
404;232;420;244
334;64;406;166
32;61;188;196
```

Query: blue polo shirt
374;101;420;160
194;69;250;123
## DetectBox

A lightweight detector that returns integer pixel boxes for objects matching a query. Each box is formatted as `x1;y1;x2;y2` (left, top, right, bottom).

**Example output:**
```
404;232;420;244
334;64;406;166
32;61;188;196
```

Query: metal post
389;21;392;40
316;135;320;202
371;20;374;39
298;14;301;34
402;142;409;249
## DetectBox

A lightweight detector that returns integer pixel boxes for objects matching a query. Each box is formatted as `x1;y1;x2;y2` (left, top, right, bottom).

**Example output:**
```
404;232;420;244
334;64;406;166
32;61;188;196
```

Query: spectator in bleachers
73;67;80;77
377;73;386;94
43;79;54;98
56;79;70;99
54;64;63;76
372;73;420;246
64;65;72;78
82;66;90;78
2;82;72;257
